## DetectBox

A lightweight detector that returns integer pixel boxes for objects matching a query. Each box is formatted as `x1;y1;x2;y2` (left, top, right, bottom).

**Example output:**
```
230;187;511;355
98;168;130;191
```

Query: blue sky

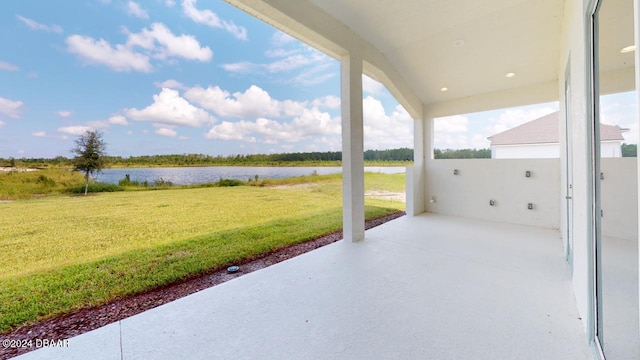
0;1;636;158
0;0;411;158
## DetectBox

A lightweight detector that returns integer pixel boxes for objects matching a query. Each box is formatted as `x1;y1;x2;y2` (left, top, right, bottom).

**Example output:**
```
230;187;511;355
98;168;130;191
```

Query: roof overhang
226;0;633;118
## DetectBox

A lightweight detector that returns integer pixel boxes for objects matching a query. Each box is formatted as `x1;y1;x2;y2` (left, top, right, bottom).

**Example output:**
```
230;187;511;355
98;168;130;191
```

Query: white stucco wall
601;141;623;158
559;0;591;332
424;158;637;238
492;143;560;159
425;159;561;229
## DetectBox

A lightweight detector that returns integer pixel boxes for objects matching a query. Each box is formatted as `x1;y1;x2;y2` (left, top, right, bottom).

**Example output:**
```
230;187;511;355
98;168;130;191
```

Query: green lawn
0;173;404;332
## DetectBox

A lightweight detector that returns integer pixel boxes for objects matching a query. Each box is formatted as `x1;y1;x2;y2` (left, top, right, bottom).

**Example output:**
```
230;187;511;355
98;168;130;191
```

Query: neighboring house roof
487;111;626;146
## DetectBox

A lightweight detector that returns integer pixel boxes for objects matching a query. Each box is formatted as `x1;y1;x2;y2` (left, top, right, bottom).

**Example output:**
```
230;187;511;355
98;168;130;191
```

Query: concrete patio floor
16;214;591;360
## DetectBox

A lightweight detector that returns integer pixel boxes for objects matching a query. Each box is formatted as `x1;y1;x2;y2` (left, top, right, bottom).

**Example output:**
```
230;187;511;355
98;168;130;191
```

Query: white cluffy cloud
484;107;556;135
126;81;415;151
362;75;385;95
362;96;413;149
67;23;212;72
57;110;73;118
154;79;188;91
434;115;474;150
126;87;215;127
58;115;130;139
124;83;342;144
195;85;412;149
16;15;63;33
155;127;177;137
205;110;340;143
222;31;336;86
0;97;24;118
126;1;149;19
270;32;295;47
203;94;413;150
185;85;281;119
435;115;468;134
125;23;213;62
185;85;340;120
0;61;19;71
108;115;129;126
312;95;340;109
85;115;130;128
58;126;92;135
67;35;153;72
32;131;70;140
182;0;247;40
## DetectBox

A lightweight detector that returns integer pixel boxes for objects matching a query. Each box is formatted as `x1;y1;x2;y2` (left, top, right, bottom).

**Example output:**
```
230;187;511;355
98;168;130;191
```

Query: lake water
96;166;406;185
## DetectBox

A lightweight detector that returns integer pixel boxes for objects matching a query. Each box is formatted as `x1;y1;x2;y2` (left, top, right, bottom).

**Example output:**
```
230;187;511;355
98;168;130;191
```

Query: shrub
68;183;123;194
217;179;244;187
36;175;56;187
118;175;140;187
153;178;173;187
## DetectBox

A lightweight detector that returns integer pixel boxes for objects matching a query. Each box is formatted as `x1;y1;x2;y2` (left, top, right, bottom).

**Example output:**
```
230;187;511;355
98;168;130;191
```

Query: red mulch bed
1;211;405;359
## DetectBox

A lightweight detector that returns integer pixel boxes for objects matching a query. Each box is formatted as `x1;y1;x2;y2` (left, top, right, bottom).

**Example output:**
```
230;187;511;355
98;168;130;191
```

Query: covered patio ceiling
309;0;564;108
227;0;566;117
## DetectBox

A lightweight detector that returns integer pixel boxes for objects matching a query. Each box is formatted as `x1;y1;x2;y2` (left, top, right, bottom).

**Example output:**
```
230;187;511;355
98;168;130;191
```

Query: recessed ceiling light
453;40;465;47
620;45;636;53
505;72;516;78
440;87;448;92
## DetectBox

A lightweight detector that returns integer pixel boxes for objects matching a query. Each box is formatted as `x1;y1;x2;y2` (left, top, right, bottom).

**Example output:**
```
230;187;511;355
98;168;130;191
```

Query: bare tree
71;130;107;195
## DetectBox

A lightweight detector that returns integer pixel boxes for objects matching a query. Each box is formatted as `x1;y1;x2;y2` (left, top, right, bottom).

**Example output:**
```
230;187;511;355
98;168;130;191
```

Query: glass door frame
564;59;574;273
586;0;604;357
587;0;640;357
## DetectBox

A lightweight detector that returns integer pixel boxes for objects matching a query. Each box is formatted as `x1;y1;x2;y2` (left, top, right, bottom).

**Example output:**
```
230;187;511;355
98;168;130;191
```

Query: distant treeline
0;148;414;168
434;148;491;159
622;143;637;157
435;144;638;158
4;144;634;168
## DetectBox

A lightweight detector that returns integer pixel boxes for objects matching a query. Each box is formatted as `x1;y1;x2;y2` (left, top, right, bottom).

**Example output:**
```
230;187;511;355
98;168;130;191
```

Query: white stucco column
407;114;426;216
341;53;365;242
422;109;436;214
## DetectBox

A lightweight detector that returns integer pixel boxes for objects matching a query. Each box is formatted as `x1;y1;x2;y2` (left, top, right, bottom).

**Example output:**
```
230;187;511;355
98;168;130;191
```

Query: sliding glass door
591;0;640;358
